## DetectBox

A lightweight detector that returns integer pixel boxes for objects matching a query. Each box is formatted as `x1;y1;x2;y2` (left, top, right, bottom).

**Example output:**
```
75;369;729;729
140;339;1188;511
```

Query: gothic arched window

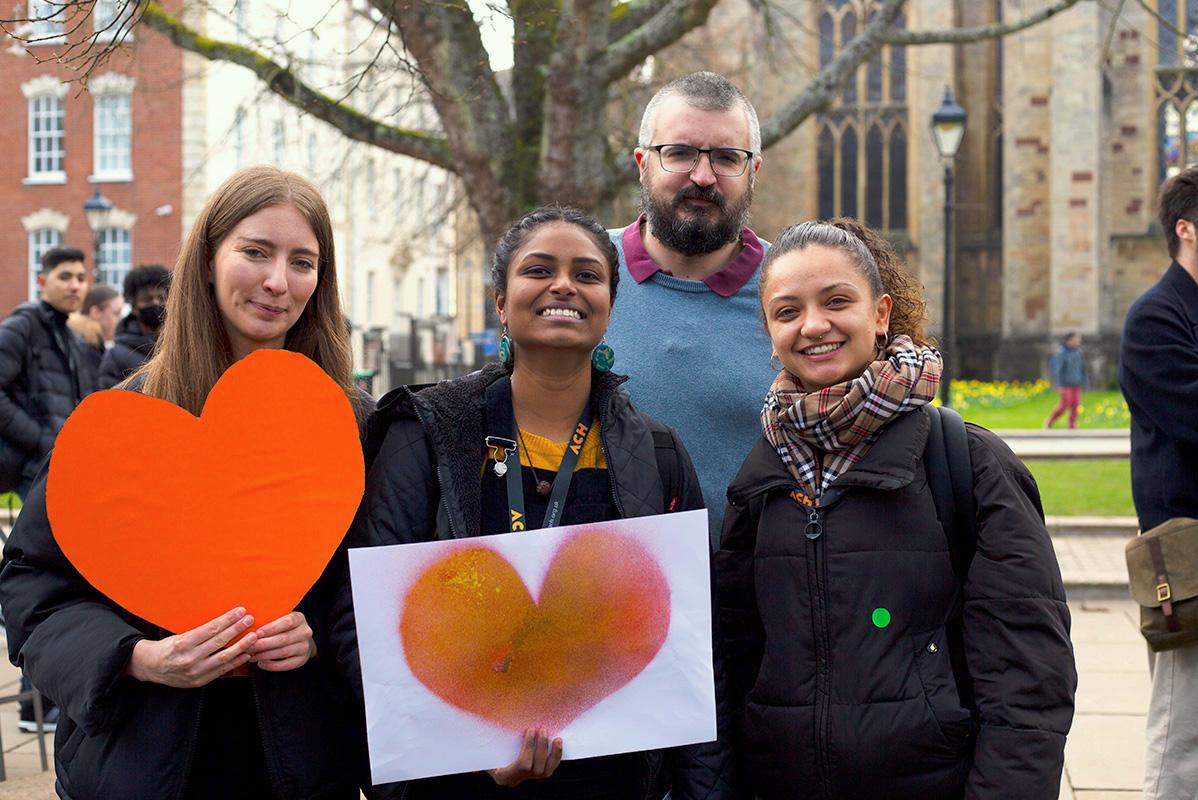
1156;0;1198;179
816;1;909;232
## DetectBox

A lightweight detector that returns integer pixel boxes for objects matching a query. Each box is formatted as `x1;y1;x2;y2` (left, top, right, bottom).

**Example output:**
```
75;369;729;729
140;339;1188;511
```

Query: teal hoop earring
499;329;514;368
591;341;615;373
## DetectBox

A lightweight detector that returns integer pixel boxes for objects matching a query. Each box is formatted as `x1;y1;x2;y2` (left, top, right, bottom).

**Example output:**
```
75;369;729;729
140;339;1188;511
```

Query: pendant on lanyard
484;376;594;532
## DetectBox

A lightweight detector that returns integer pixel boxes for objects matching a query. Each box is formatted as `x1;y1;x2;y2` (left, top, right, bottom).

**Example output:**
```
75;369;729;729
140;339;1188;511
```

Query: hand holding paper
350;508;716;784
487;729;564;787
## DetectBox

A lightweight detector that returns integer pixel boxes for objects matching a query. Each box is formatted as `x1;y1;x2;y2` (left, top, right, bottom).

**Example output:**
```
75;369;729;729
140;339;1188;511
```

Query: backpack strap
923;403;978;711
651;428;682;513
923;404;976;582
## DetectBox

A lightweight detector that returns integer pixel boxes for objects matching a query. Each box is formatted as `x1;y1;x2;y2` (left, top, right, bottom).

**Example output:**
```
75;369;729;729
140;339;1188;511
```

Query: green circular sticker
871;607;892;629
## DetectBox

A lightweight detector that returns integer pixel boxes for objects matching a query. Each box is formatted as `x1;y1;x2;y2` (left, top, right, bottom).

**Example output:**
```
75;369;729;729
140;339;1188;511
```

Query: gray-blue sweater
606;226;775;547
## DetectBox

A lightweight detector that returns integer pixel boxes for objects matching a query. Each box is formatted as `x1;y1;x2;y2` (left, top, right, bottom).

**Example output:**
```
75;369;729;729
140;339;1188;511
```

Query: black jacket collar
1163;260;1198;319
727;406;933;505
36;300;69;328
374;363;629;537
114;314;155;355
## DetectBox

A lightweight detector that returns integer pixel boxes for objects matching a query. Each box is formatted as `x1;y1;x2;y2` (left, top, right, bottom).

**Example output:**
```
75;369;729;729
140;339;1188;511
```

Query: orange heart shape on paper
47;349;363;634
400;530;671;733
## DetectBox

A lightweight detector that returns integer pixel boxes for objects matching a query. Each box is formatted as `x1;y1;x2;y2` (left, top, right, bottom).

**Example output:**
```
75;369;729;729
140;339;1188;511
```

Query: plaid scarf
760;335;942;500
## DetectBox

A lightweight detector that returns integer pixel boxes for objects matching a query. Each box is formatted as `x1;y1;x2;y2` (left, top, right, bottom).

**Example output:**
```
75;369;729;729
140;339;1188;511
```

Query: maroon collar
620;213;764;297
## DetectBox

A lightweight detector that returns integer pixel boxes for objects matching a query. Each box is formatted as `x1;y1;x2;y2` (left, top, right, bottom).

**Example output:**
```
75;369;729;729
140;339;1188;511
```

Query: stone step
995;428;1131;439
1045;516;1138;538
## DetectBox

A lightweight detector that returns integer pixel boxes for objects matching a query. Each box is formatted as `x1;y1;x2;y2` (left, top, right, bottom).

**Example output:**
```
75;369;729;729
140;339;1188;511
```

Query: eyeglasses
647;144;756;177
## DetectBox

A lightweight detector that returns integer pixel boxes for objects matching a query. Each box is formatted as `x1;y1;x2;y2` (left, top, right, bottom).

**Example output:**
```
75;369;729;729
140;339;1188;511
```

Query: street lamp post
931;86;967;407
83;188;113;285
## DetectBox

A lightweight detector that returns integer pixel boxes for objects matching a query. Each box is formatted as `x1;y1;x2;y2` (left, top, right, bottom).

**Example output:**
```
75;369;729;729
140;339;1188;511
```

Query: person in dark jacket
0;247;96;500
1045;332;1088;429
327;207;732;800
1119;166;1198;799
97;264;170;390
0;166;368;800
0;246;97;733
715;218;1076;800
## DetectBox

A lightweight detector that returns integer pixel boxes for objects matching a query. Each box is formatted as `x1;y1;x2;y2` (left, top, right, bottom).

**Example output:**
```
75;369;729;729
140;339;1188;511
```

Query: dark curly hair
491;206;620;304
122;263;171;305
758;218;930;347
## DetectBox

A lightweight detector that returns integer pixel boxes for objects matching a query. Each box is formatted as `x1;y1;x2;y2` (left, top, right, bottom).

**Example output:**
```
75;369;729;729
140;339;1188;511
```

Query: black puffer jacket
0;390;377;800
715;408;1076;800
327;363;734;800
97;314;155;390
0;302;97;481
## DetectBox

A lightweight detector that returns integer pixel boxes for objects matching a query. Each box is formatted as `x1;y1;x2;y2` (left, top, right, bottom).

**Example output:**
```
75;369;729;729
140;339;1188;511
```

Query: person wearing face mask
97;264;171;390
715;219;1076;799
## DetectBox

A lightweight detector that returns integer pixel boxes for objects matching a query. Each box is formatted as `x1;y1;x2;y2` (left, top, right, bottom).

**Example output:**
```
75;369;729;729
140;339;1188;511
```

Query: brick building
0;2;184;315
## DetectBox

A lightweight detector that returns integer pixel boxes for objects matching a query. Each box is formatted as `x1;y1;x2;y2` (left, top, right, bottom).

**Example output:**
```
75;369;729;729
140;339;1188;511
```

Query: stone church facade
638;0;1186;385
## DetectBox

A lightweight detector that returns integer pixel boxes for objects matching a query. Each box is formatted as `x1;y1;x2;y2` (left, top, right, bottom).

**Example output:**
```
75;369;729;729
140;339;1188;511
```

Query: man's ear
634;148;648;176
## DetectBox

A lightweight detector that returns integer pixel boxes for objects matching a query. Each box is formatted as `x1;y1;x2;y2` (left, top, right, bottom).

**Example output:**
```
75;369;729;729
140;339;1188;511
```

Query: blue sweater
606;230;776;547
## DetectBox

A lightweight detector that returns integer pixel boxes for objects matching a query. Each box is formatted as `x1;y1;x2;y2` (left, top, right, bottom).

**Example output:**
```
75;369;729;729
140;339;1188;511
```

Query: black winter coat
0;302;96;482
715;408;1076;800
1118;260;1198;531
97;314;155;390
0;392;377;800
326;363;735;800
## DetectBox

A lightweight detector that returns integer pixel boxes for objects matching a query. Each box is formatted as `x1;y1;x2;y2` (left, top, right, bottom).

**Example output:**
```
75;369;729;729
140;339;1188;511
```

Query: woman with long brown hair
0;166;365;799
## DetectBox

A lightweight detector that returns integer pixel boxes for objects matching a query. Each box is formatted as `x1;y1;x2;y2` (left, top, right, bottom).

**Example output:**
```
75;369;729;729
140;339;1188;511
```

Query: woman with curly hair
715;218;1076;799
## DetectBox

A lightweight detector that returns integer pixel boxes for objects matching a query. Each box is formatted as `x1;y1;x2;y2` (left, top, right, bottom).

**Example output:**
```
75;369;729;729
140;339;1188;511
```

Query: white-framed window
97;228;132;288
27;94;65;181
92;0;135;40
365;160;376;217
93;93;132;179
27;228;64;300
435;268;449;316
28;0;65;41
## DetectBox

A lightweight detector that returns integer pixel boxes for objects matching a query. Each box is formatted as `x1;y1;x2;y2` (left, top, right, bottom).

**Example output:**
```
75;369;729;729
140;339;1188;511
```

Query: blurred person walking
1120;167;1198;800
1044;332;1088;429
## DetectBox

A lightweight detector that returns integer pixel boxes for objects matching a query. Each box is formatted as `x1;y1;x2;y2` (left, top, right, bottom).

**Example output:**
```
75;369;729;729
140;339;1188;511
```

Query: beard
640;181;753;257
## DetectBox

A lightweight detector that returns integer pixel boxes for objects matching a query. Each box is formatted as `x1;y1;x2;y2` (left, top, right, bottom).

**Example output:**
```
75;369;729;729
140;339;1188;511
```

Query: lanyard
484;376;594;532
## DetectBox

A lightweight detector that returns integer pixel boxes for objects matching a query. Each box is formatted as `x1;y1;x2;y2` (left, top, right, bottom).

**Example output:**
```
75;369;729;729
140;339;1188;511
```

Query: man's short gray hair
637;71;761;154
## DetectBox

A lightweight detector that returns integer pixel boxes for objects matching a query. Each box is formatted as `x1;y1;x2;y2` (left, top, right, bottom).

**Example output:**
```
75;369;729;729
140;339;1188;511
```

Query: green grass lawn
958;389;1129;430
1021;459;1135;517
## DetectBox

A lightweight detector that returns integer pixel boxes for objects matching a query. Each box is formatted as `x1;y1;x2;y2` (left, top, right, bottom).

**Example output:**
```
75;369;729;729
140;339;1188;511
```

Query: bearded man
606;71;773;546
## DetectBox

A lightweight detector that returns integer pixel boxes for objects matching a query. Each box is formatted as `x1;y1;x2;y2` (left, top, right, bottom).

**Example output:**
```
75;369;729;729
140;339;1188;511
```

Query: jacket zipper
175;690;206;800
250;671;283;799
597;392;628;518
804;503;834;799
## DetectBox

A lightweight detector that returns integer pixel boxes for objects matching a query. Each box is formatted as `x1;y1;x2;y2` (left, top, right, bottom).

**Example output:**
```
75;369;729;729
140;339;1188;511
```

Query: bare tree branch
139;0;457;170
759;0;906;149
608;0;668;41
592;0;719;85
884;0;1087;45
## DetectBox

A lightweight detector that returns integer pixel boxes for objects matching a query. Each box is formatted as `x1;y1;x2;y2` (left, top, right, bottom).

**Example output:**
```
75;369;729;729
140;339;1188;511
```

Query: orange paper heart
47;350;363;634
400;530;671;733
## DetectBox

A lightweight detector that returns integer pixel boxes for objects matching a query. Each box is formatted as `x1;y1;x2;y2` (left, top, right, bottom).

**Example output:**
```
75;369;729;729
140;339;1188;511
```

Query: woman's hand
488;728;564;787
124;607;258;688
247;611;316;672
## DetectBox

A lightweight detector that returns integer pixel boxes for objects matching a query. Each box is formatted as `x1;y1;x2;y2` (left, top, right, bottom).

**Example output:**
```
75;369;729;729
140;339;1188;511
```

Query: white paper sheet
348;508;716;785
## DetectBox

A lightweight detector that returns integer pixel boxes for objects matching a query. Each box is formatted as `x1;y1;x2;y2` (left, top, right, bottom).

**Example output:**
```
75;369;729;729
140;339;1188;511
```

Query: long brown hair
130;165;354;415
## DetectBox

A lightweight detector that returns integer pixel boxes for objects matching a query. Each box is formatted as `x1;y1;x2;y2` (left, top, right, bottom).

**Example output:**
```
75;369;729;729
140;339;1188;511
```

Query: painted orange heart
400;530;671;733
47;350;364;634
